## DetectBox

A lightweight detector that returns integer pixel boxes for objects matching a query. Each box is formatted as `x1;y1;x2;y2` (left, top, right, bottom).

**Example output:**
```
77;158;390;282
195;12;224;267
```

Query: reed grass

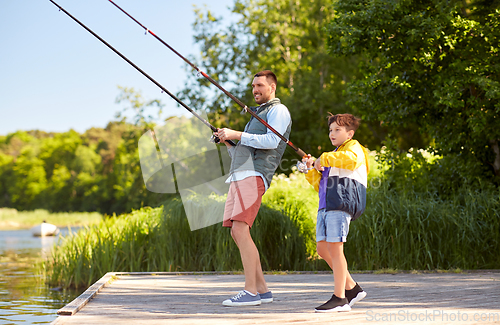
42;207;163;288
42;189;318;288
346;184;500;270
42;170;500;289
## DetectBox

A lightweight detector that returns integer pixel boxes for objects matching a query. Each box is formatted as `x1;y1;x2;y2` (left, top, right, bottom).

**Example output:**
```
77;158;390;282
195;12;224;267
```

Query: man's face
251;76;275;104
329;122;354;147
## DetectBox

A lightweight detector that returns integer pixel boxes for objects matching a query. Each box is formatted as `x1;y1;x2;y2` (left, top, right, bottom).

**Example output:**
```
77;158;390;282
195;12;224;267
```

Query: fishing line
48;0;235;147
107;0;308;159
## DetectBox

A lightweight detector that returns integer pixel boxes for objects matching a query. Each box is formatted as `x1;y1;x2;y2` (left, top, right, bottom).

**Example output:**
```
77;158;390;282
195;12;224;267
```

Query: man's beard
254;94;270;104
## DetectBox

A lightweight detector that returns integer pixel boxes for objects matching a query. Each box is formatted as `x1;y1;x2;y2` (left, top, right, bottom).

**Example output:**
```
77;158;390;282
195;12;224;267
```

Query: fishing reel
210;134;237;147
210;135;221;144
296;161;313;174
296;153;315;174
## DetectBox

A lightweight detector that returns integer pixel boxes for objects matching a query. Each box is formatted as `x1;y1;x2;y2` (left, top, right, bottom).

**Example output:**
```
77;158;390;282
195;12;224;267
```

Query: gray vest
229;98;292;187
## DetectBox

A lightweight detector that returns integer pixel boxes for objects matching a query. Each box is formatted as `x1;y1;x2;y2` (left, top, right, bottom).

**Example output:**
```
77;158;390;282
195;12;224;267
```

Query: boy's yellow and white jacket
305;139;369;221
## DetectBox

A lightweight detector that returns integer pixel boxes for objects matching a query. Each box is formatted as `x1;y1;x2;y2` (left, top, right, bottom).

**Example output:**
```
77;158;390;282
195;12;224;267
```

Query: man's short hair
328;113;361;132
254;70;277;86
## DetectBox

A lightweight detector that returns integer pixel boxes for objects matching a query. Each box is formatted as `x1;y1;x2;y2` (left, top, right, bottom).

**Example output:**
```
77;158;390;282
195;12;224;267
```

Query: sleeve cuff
239;132;250;145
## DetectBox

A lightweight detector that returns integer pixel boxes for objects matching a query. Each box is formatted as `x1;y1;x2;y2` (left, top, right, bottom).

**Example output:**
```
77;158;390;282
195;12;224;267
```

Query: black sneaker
345;283;367;307
314;294;351;312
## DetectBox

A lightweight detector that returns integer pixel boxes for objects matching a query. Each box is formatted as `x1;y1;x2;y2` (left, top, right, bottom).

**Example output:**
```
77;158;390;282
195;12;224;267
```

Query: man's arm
214;104;291;149
241;104;291;149
215;128;242;144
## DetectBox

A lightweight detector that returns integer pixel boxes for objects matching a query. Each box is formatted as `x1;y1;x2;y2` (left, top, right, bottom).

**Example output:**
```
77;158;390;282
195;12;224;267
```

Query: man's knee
230;227;240;244
231;221;250;240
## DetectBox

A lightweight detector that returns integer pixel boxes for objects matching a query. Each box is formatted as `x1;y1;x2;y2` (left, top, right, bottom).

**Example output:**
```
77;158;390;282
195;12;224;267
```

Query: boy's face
329;122;354;147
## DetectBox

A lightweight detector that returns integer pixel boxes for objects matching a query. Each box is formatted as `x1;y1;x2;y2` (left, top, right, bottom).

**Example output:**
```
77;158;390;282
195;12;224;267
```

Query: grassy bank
42;170;500;289
42;194;318;288
347;184;500;270
0;208;103;230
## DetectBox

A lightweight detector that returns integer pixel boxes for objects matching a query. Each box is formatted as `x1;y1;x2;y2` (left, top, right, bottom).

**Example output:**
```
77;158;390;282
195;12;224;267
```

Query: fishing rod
48;0;235;147
107;0;308;159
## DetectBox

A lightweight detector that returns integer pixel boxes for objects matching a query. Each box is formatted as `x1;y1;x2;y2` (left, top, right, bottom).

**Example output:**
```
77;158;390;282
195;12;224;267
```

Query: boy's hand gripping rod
48;0;235;148
107;0;309;160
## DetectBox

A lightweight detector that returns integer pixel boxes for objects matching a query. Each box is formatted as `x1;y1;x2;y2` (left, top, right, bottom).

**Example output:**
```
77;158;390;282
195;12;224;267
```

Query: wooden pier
52;271;500;324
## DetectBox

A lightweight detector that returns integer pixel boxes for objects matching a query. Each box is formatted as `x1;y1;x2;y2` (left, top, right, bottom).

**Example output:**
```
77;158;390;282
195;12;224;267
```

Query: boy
302;113;369;312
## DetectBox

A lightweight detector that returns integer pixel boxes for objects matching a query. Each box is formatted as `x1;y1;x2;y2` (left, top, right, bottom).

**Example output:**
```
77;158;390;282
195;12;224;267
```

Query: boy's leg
231;220;268;295
327;242;348;298
314;242;351;312
317;241;356;290
314;211;354;312
316;211;366;311
322;240;366;307
345;273;357;291
317;241;333;269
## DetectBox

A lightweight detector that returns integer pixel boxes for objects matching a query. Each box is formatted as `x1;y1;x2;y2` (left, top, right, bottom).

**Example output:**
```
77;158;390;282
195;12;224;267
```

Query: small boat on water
31;221;59;237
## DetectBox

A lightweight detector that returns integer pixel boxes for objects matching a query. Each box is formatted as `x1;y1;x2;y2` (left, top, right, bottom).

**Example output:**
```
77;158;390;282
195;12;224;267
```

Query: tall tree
179;0;378;171
328;0;500;180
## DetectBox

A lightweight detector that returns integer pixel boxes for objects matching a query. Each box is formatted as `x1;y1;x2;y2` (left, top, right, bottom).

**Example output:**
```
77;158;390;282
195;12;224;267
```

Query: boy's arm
320;150;361;171
304;168;322;192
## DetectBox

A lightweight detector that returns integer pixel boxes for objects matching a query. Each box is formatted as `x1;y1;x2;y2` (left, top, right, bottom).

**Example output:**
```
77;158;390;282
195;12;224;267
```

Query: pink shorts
222;176;266;228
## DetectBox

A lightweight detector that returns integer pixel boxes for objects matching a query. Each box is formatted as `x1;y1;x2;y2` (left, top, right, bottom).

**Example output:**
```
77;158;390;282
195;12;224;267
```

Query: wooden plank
53;271;500;324
56;272;117;316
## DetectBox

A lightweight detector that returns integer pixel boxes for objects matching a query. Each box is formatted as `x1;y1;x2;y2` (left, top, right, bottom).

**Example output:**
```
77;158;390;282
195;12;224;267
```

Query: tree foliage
0;87;221;213
179;0;385;170
328;0;500;180
4;0;499;213
0;121;166;214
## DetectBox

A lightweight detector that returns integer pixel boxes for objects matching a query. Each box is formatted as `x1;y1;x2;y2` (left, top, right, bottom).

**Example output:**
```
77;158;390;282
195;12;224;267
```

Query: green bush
347;184;500;270
376;141;495;196
352;145;500;270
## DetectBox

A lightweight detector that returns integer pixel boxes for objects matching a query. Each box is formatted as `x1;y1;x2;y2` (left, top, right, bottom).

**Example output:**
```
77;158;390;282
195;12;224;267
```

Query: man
215;70;291;306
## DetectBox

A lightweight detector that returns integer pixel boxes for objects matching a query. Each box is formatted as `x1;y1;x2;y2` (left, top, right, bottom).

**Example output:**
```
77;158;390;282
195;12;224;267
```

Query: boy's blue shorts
316;209;351;243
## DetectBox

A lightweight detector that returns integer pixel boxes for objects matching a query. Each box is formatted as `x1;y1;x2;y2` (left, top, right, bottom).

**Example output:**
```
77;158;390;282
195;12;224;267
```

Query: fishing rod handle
296;148;307;158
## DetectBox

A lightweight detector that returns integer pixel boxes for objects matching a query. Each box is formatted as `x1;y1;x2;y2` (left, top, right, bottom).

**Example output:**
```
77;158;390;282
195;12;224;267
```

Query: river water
0;229;83;324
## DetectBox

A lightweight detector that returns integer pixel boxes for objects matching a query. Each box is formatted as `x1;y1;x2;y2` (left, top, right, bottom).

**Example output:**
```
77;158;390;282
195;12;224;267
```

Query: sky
0;0;235;135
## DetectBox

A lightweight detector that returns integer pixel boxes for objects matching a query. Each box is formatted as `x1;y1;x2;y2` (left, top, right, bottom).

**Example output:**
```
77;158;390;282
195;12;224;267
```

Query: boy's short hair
328;113;361;132
254;70;277;86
